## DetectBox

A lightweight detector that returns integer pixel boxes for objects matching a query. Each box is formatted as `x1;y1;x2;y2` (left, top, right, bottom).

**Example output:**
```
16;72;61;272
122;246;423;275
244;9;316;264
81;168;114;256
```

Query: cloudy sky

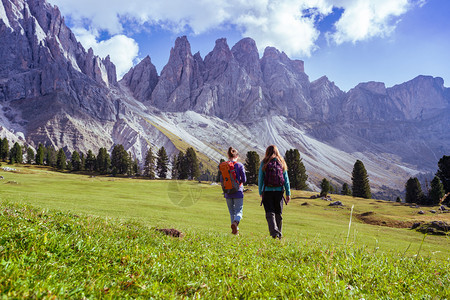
48;0;449;91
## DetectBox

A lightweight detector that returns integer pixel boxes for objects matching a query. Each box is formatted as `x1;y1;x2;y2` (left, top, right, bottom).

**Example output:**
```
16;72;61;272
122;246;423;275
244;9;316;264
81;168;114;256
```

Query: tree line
2;137;449;204
403;155;450;206
319;159;371;199
0;137;205;179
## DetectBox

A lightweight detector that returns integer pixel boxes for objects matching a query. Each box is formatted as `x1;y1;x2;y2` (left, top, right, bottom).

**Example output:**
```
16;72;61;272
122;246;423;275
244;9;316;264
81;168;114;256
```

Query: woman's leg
226;198;235;224
233;197;243;224
263;192;283;238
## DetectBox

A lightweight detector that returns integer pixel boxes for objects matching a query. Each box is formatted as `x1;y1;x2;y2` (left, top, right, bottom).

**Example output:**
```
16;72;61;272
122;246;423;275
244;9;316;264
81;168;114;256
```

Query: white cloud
72;28;139;78
329;0;410;44
49;0;415;63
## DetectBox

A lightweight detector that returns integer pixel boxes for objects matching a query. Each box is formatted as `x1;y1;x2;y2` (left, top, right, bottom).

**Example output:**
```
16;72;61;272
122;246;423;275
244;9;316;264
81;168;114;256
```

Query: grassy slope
1;165;449;257
143;119;219;172
1;165;449;298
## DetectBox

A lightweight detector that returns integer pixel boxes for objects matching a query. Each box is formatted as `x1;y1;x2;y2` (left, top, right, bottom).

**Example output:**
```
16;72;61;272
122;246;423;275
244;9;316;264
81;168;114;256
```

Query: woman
258;145;291;239
221;147;246;235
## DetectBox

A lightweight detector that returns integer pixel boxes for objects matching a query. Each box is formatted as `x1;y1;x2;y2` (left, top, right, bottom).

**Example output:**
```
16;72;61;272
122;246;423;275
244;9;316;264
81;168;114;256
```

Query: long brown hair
262;145;287;171
228;147;239;160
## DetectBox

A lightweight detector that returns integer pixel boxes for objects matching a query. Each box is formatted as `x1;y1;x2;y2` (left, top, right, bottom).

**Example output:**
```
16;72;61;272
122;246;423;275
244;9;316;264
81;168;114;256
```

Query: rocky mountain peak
231;37;262;84
150;36;196;110
205;38;233;64
353;81;387;96
387;75;449;120
0;0;117;88
120;55;158;102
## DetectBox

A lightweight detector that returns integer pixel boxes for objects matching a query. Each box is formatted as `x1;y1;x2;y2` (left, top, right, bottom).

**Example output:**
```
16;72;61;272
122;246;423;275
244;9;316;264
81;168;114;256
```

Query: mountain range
1;0;449;197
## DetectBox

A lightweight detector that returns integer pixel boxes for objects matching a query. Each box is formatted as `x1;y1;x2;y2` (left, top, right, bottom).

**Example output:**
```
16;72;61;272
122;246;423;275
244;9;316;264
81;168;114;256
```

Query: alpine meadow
1;0;450;298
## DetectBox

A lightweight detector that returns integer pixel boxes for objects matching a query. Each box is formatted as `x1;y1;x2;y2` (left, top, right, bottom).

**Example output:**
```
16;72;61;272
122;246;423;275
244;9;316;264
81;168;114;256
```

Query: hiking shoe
231;221;239;235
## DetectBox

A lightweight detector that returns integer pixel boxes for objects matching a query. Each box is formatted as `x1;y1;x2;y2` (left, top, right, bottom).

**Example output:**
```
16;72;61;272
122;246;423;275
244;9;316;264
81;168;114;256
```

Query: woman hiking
219;147;246;235
258;145;291;239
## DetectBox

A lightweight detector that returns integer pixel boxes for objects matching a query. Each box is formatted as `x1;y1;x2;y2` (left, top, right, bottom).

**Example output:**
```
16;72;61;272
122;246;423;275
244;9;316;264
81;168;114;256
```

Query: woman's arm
258;162;264;195
283;171;291;196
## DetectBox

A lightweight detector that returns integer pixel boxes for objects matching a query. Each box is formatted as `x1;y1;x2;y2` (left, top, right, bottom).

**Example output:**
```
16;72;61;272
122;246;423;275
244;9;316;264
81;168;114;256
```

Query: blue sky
49;0;450;91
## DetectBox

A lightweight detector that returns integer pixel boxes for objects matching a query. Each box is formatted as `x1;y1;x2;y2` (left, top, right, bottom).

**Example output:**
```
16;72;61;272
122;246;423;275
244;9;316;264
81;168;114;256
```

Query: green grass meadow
1;165;449;298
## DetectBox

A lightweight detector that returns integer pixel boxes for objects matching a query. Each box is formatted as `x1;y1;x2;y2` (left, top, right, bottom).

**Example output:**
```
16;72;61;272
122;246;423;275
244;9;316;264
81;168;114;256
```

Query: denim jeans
226;197;243;224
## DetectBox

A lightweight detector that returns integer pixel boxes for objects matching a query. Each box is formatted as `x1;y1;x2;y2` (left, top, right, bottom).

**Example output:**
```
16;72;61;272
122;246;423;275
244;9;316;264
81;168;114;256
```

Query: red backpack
219;161;241;194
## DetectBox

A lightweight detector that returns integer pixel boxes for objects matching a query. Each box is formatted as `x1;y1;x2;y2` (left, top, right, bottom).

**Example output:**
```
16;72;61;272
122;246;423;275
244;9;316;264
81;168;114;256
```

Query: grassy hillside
1;165;449;297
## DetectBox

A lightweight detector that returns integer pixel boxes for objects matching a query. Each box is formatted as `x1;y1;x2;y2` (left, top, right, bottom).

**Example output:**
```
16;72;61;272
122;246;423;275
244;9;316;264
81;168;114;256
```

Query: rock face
121;56;158;102
0;0;120;152
122;34;449;168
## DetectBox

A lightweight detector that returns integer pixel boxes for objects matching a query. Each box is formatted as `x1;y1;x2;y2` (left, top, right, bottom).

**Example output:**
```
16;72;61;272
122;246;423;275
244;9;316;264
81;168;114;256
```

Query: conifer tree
56;149;66;170
35;144;45;165
9;142;23;164
45;146;57;167
185;147;200;180
437;155;450;194
132;157;140;176
71;151;81;171
111;144;129;175
341;183;352;196
245;151;260;185
429;176;445;205
0;138;9;161
176;151;187;179
156;146;169;179
351;160;371;199
96;148;110;174
285;149;308;190
85;150;96;172
144;147;156;179
171;154;179;179
80;152;86;171
26;147;34;164
405;177;424;204
127;152;134;176
320;178;330;197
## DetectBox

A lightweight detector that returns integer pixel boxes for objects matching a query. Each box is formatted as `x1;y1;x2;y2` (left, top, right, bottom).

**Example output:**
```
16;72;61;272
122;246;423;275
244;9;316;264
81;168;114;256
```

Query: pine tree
429;176;445;205
132;157;140;176
56;149;66;170
85;150;96;172
176;151;188;179
171;154;179;179
26;147;34;164
351;160;371;199
285;149;308;190
185;147;200;180
0;138;9;162
111;144;129;175
156;146;169;179
45;146;57;167
71;151;81;171
96;148;110;174
35;144;45;165
80;152;86;171
437;155;450;194
144;147;156;179
320;178;330;197
9;142;23;164
245;151;260;185
405;177;424;204
341;183;352;196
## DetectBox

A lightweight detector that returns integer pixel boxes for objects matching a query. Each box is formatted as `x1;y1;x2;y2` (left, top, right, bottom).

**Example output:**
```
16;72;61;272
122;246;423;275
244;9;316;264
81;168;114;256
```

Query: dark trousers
262;191;284;238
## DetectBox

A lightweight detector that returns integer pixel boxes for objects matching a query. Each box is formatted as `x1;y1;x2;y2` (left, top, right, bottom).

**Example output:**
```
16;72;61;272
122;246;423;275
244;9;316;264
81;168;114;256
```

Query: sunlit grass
0;165;449;297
